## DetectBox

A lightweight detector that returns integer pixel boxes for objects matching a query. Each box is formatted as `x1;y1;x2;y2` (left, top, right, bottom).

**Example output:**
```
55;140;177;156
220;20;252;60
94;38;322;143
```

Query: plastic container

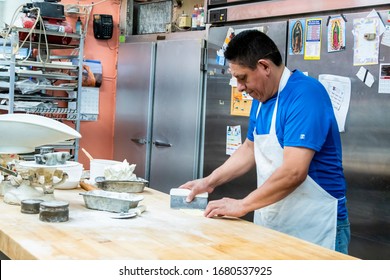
89;159;121;185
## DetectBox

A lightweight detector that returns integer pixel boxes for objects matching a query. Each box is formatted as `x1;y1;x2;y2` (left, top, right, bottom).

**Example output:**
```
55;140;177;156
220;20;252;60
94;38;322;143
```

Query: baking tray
80;190;144;213
95;176;148;193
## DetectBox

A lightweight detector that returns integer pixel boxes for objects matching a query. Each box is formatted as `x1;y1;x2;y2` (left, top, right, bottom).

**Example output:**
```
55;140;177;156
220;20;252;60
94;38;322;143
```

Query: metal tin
21;199;44;214
39;201;69;222
95;176;148;193
80;190;143;213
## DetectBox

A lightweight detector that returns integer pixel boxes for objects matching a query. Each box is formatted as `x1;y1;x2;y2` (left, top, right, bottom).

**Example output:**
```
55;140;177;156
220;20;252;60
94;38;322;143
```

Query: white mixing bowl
54;161;83;189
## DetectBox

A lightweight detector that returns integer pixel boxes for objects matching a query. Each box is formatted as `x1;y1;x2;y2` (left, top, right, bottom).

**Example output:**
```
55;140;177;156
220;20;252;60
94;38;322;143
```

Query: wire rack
23;107;77;120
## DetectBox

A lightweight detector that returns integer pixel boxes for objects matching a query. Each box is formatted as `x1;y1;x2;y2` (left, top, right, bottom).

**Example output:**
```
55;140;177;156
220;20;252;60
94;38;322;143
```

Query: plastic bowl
89;159;121;185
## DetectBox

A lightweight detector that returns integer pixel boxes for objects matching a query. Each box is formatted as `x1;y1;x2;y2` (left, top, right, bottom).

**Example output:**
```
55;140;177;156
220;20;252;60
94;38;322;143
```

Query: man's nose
237;82;246;92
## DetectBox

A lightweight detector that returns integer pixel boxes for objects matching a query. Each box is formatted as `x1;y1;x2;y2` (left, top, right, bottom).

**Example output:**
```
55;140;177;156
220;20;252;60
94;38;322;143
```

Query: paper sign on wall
319;74;351;132
226;125;242;155
352;16;380;66
378;63;390;94
304;18;322;60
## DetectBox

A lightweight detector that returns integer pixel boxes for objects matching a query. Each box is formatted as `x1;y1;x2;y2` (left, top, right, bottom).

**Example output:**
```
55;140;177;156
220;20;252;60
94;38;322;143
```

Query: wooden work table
0;187;358;260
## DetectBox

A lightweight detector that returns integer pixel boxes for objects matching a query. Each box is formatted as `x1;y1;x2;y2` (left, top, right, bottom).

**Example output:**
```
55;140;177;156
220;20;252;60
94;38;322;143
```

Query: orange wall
62;0;121;169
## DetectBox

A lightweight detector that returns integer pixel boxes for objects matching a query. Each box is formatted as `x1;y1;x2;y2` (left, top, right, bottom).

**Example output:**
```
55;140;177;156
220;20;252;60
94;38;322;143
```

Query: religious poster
289;19;305;55
327;16;346;52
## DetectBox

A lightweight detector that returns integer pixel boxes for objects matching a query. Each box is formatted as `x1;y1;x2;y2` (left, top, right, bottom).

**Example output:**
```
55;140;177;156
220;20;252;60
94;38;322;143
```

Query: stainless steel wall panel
286;9;390;260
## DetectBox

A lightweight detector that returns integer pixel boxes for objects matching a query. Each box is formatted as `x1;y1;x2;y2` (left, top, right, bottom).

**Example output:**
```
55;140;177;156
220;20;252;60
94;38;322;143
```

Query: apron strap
255;67;291;135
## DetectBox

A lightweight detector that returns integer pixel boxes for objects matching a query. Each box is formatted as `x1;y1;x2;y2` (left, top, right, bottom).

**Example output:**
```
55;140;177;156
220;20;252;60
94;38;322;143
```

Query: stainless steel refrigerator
114;36;206;194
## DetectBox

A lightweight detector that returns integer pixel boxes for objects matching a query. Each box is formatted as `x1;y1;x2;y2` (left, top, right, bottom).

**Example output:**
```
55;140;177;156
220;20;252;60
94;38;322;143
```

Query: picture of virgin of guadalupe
291;20;304;54
331;20;344;51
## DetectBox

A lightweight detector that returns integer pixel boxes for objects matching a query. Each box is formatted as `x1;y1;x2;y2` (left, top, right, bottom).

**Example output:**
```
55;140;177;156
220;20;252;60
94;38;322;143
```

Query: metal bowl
95;176;148;193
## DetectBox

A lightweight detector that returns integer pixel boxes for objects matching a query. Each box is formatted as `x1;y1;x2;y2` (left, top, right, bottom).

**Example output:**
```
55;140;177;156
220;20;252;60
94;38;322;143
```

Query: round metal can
21;199;44;214
39;201;69;223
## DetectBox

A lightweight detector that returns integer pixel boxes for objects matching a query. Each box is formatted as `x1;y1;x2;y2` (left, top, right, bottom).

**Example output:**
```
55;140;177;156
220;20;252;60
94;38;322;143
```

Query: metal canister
21;199;44;214
39;201;69;223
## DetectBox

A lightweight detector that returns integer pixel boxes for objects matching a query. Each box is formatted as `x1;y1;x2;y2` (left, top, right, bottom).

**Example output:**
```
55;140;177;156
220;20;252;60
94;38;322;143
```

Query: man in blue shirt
180;30;350;254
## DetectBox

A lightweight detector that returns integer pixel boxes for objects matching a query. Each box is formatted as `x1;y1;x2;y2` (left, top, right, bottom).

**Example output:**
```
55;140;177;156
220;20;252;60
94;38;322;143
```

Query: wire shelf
22;107;78;121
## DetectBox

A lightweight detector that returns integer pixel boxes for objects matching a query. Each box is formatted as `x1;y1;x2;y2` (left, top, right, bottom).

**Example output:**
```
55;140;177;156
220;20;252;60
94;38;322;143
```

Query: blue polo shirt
247;70;347;219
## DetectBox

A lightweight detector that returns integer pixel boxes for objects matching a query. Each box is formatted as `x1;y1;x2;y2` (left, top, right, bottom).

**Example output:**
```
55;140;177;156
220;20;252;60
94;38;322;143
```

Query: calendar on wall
68;87;99;121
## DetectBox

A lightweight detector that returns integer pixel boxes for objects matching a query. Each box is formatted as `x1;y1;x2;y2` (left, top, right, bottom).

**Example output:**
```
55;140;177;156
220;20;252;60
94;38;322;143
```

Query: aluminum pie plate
95;176;148;193
80;190;144;213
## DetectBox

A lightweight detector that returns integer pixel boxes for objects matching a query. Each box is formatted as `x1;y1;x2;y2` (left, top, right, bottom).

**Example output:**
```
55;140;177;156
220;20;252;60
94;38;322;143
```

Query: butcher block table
0;187;358;260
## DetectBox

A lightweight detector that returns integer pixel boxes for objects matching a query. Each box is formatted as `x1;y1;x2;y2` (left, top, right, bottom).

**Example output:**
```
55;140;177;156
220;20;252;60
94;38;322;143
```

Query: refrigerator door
114;42;155;179
149;39;205;193
204;21;287;221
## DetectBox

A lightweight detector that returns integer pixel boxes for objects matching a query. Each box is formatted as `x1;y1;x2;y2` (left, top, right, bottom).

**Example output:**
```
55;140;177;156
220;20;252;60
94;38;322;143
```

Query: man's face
229;61;273;103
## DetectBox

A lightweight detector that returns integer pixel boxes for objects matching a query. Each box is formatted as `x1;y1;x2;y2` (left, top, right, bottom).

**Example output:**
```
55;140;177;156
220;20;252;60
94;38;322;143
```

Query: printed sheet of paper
318;74;351;132
353;16;380;65
381;25;390;47
304;18;322;60
378;63;390;94
226;125;242;155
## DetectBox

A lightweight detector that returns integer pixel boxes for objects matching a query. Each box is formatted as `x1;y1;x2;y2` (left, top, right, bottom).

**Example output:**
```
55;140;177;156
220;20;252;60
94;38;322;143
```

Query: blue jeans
335;218;351;254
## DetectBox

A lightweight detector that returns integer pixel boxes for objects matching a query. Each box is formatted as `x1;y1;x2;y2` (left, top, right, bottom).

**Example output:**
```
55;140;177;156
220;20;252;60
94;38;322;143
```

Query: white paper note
356;66;375;87
319;74;351;132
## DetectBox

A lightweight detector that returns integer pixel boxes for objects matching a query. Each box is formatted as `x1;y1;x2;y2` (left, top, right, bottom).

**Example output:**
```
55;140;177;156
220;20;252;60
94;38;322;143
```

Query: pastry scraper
170;188;208;210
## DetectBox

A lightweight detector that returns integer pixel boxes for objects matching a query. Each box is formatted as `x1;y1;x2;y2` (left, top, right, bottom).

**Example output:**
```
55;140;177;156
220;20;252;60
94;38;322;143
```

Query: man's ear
257;59;271;74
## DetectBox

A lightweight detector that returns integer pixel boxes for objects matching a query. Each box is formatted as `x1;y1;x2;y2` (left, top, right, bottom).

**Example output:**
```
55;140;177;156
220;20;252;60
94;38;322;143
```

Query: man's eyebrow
235;74;246;80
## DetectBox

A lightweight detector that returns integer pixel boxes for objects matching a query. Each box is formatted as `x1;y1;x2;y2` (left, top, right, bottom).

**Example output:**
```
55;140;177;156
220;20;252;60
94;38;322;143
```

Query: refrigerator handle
153;140;172;147
131;138;147;145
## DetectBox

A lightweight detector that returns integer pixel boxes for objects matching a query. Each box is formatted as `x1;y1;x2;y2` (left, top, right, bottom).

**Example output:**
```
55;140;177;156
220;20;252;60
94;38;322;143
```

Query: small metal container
39;201;69;223
95;176;148;193
21;199;44;214
40;146;54;155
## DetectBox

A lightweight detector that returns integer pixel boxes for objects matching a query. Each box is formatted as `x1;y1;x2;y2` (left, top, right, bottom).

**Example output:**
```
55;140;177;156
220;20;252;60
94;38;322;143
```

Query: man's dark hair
224;30;283;70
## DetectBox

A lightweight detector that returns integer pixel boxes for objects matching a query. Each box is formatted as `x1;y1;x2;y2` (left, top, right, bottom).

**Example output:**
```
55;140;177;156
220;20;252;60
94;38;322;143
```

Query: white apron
253;68;338;250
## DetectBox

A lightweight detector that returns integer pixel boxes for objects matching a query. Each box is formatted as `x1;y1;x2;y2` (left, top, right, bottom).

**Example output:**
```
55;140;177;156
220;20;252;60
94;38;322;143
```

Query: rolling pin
79;181;98;191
